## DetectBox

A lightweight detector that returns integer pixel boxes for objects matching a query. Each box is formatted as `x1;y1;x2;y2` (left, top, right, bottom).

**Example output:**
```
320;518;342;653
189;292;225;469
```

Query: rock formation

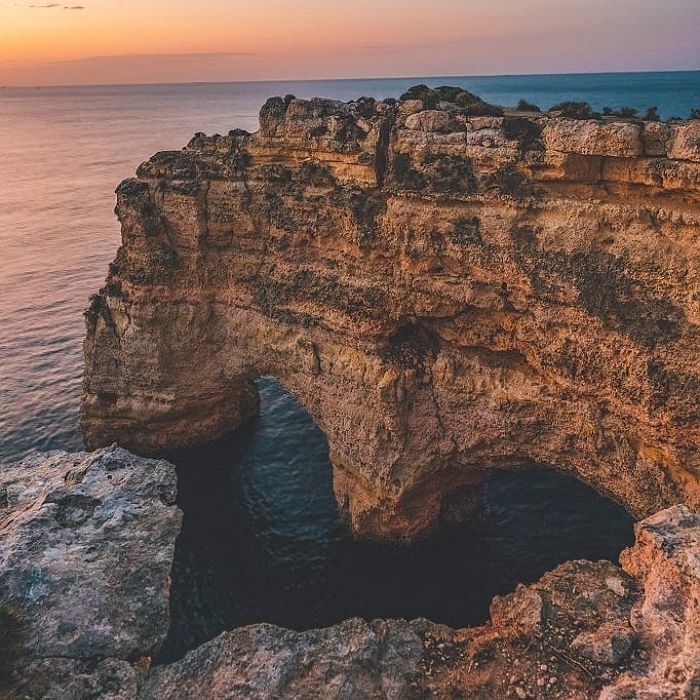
3;457;695;700
1;449;697;698
145;507;700;699
81;87;700;540
0;447;182;698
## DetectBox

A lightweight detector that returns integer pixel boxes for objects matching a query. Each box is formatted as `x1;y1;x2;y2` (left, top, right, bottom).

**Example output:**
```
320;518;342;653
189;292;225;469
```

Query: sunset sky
1;0;699;86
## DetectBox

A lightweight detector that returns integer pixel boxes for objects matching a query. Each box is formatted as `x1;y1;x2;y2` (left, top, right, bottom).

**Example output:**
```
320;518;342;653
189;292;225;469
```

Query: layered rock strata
81;88;700;540
0;447;182;698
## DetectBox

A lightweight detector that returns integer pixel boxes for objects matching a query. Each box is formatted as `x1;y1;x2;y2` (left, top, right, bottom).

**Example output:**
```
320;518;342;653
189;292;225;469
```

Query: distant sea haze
1;69;699;462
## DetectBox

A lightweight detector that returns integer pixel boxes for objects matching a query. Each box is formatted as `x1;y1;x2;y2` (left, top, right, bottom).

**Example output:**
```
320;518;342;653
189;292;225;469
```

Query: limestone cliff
81;87;700;540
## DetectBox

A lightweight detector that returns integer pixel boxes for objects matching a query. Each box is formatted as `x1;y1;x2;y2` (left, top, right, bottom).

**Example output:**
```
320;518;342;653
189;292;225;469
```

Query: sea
1;70;697;658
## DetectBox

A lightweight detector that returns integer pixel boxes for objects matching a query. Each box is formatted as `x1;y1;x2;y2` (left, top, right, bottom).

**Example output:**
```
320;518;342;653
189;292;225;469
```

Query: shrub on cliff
516;99;541;112
602;106;659;121
549;101;593;119
400;84;439;107
618;106;638;119
691;108;700;120
399;85;503;116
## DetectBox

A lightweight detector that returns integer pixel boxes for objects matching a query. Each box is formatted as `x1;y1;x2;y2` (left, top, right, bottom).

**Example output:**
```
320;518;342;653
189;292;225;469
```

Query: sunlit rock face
81;87;700;540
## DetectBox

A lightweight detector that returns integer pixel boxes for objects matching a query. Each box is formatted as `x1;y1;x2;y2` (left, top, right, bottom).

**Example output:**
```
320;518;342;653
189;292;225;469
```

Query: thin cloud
16;1;85;6
39;52;256;67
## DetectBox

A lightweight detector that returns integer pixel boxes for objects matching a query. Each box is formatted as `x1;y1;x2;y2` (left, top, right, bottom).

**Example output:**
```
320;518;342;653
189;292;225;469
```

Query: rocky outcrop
603;506;700;699
1;448;696;699
143;506;700;699
81;87;700;540
0;447;182;698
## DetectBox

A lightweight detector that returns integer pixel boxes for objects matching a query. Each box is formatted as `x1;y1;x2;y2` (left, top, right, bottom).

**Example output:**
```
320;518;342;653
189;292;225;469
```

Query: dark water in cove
159;378;633;662
4;70;693;655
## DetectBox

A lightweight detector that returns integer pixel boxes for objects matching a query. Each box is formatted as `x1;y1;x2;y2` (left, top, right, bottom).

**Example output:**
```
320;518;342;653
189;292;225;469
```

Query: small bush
516;99;541;112
690;108;700;120
603;106;657;121
618;106;638;119
549;101;593;120
400;84;440;108
399;84;503;116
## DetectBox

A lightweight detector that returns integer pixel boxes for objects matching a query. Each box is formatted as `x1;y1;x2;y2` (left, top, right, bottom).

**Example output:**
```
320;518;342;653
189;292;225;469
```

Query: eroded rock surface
0;448;696;699
143;505;700;700
81;87;700;540
0;447;182;698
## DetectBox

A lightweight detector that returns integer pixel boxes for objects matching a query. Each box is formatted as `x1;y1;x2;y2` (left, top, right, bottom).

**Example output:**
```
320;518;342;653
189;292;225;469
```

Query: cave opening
156;377;634;664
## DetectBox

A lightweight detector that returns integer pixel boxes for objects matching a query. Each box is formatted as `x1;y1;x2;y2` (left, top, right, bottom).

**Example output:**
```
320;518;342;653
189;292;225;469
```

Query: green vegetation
549;101;593;119
516;99;541;112
399;85;503;116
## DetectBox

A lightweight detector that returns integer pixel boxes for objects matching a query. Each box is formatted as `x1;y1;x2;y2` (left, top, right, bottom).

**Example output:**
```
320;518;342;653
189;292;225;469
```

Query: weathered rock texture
81;88;700;540
143;505;700;699
0;447;182;698
1;451;697;700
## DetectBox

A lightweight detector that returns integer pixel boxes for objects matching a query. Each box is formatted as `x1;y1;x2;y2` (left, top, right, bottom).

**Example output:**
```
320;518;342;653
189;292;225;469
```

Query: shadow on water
158;377;634;663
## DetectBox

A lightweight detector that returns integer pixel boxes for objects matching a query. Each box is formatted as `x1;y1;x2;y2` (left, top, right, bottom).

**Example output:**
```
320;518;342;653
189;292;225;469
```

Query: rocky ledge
0;448;698;698
81;86;699;541
145;506;700;699
0;447;182;698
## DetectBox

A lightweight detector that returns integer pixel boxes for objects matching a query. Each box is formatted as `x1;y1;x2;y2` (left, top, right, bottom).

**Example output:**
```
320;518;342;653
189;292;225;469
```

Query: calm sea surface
2;71;696;655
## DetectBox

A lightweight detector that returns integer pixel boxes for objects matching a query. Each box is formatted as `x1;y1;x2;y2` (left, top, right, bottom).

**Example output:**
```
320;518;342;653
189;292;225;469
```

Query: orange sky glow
1;0;698;86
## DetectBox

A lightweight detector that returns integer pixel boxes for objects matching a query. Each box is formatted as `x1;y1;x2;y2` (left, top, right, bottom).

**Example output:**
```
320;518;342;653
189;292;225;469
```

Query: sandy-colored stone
641;121;672;157
668;121;700;163
542;119;642;157
602;505;700;698
81;90;700;541
405;110;461;133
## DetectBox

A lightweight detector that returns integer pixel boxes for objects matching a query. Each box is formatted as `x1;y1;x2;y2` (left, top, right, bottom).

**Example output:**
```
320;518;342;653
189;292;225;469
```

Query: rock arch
82;90;700;540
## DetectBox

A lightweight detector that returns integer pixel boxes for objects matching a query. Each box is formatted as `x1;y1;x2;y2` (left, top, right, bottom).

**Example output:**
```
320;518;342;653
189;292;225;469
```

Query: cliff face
82;88;700;540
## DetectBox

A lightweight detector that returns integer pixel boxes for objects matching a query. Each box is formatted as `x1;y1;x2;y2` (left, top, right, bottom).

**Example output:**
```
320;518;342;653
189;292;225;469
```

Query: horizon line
1;66;699;91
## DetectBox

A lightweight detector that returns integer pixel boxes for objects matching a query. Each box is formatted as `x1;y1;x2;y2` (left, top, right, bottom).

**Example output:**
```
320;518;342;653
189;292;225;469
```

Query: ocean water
3;71;695;654
159;377;633;662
